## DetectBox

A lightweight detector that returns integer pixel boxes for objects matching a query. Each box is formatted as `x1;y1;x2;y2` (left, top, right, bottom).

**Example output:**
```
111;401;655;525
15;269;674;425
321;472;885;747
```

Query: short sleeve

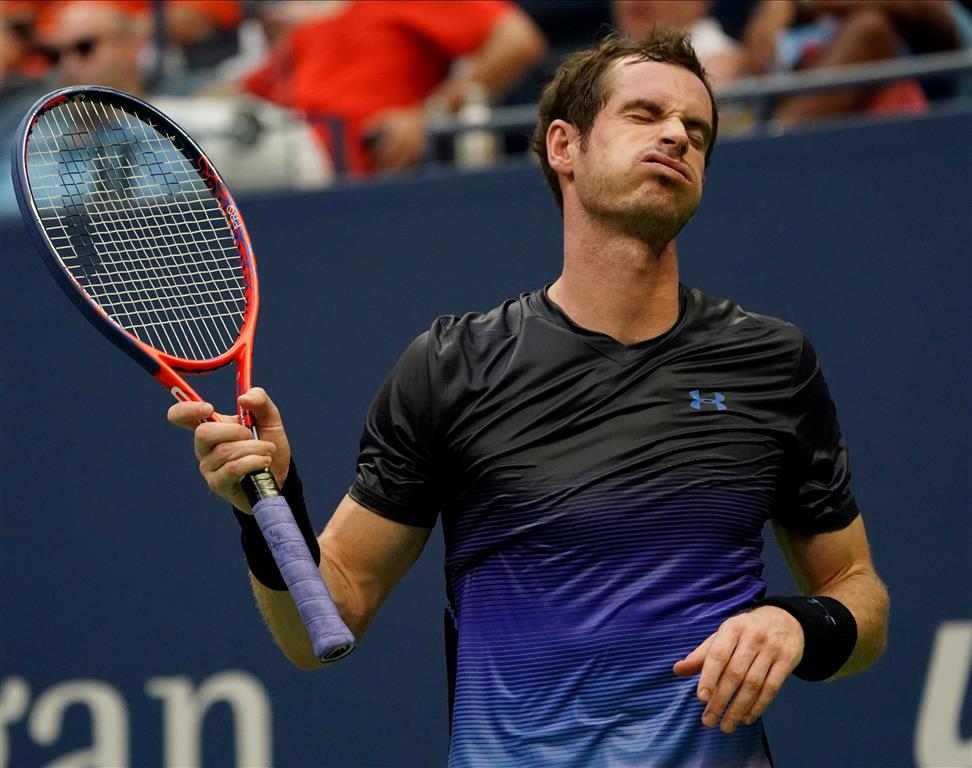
395;1;512;58
349;333;442;528
773;336;860;535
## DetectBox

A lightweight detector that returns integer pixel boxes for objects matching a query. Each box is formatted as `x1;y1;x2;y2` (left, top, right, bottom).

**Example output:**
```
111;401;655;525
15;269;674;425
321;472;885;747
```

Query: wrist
754;595;857;681
233;458;320;590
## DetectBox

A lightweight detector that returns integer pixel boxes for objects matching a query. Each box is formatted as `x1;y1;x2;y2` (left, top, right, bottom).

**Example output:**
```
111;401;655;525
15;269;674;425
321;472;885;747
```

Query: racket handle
242;470;357;664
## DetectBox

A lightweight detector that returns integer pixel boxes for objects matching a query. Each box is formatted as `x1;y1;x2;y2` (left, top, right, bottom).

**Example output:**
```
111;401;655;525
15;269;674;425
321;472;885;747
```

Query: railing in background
426;48;972;146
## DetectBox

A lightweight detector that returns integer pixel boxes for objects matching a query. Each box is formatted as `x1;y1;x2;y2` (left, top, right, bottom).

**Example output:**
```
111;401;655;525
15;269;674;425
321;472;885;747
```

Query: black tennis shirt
349;284;858;767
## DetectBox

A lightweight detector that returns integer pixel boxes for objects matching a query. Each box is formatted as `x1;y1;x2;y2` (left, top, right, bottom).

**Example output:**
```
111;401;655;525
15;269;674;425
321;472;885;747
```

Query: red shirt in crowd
243;0;511;175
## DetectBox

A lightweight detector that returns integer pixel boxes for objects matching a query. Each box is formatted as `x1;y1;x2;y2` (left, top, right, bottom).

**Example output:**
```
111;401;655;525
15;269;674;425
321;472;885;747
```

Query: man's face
46;6;140;91
569;58;713;244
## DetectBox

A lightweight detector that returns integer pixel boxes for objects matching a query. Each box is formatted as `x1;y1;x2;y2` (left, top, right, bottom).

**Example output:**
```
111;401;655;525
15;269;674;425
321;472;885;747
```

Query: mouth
641;152;692;183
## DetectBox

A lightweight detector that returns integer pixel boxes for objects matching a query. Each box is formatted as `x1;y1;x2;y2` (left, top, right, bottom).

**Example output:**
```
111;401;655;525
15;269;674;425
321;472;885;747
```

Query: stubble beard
581;169;698;254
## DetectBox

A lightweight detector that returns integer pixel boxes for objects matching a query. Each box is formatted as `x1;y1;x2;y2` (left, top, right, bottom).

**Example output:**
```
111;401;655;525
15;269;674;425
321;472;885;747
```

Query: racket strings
41;102;241;363
36;103;221;360
26;96;249;362
80;99;242;361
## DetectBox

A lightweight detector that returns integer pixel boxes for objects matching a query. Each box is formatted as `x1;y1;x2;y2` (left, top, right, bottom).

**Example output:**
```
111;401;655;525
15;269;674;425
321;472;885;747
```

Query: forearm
250;544;375;670
171;394;422;668
815;566;889;678
773;518;889;680
247;494;430;669
742;0;797;74
431;9;546;113
251;577;319;669
807;0;959;51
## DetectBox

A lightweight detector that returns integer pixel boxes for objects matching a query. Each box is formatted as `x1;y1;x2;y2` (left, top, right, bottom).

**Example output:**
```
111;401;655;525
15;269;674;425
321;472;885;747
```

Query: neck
549;209;681;346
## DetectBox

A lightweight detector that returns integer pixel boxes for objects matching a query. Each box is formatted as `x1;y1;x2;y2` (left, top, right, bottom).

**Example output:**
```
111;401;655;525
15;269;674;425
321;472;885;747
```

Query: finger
198;438;277;476
372;127;422;170
372;136;408;170
238;387;291;486
207;451;275;487
392;135;423;168
193;420;254;459
673;632;715;677
696;624;742;713
381;149;412;170
167;401;214;430
386;140;421;170
740;659;790;726
206;452;278;504
367;128;396;168
718;650;774;734
365;121;408;167
702;638;758;729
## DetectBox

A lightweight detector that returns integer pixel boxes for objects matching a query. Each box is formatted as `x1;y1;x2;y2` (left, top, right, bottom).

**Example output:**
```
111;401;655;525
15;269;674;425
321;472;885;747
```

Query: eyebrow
619;98;712;146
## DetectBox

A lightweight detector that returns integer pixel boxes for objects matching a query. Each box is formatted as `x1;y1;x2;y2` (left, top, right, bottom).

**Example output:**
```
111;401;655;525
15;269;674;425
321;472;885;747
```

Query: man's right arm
168;388;432;669
253;493;431;669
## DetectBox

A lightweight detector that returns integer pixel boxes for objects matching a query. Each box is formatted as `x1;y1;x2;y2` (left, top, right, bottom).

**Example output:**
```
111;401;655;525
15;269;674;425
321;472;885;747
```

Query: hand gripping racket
12;86;355;663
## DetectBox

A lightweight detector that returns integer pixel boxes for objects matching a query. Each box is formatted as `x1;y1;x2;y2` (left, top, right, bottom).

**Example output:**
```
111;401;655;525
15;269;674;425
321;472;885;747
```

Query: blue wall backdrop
2;109;970;768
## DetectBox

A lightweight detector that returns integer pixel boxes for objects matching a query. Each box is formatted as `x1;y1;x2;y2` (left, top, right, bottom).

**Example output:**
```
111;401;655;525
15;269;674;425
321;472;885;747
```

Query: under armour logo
689;390;727;411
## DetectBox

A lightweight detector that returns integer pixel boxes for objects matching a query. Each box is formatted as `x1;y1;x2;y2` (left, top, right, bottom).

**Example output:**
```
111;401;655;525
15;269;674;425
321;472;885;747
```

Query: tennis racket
12;86;355;663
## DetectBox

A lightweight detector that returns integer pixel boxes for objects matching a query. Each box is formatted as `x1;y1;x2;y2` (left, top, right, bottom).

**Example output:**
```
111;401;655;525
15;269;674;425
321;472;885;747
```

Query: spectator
165;0;243;71
34;0;246;96
1;0;53;87
255;0;341;45
612;0;744;88
38;0;148;95
741;0;964;124
231;0;547;176
27;0;331;193
1;0;56;218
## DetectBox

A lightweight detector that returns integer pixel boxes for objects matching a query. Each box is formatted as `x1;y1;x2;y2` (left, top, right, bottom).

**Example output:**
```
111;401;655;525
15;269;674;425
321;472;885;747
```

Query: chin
632;193;689;223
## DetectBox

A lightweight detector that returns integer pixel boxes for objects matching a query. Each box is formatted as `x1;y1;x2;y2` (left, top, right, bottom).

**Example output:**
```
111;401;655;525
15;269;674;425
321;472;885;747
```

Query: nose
658;117;689;157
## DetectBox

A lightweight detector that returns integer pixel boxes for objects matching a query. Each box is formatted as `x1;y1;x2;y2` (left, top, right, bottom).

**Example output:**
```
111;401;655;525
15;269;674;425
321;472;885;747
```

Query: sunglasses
45;37;100;64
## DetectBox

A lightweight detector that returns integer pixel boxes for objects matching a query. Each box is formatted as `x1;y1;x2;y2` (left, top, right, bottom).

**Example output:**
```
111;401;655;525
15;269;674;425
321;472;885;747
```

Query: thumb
238;387;283;430
673;633;714;677
238;387;291;485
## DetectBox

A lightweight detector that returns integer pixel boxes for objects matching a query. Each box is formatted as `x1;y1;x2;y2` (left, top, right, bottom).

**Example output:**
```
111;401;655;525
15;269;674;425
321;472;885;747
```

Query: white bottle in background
454;82;500;169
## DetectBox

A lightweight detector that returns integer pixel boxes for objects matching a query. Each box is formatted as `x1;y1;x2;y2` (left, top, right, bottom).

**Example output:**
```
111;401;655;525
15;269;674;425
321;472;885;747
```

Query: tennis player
170;29;889;767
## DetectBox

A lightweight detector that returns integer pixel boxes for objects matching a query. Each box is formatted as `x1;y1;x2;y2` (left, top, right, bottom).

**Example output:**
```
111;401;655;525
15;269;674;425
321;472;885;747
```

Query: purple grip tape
252;496;356;663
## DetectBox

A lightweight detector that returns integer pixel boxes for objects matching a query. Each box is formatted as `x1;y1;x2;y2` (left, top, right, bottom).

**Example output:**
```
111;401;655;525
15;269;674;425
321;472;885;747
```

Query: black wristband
233;459;321;590
755;595;857;681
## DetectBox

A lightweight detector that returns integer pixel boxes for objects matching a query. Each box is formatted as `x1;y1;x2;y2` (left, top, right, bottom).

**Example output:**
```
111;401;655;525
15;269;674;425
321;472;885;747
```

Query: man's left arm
773;516;889;676
674;516;889;734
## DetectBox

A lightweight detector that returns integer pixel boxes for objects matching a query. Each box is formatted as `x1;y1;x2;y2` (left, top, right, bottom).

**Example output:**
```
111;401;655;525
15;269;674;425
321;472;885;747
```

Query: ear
546;119;578;178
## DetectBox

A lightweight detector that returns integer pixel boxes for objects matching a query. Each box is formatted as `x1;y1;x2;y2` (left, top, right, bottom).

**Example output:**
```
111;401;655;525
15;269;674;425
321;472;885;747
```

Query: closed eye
687;129;706;148
627;109;659;124
621;99;710;148
684;119;711;150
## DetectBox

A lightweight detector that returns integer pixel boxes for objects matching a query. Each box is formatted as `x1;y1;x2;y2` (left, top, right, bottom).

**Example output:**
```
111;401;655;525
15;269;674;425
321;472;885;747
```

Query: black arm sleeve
349;332;442;528
773;335;860;535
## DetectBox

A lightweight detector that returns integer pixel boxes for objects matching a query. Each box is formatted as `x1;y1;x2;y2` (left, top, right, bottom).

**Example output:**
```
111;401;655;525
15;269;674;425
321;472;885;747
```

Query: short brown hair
531;28;719;211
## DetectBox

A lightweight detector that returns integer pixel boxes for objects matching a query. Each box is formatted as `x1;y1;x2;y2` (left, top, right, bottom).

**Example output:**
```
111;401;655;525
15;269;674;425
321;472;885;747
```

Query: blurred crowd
1;0;970;207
